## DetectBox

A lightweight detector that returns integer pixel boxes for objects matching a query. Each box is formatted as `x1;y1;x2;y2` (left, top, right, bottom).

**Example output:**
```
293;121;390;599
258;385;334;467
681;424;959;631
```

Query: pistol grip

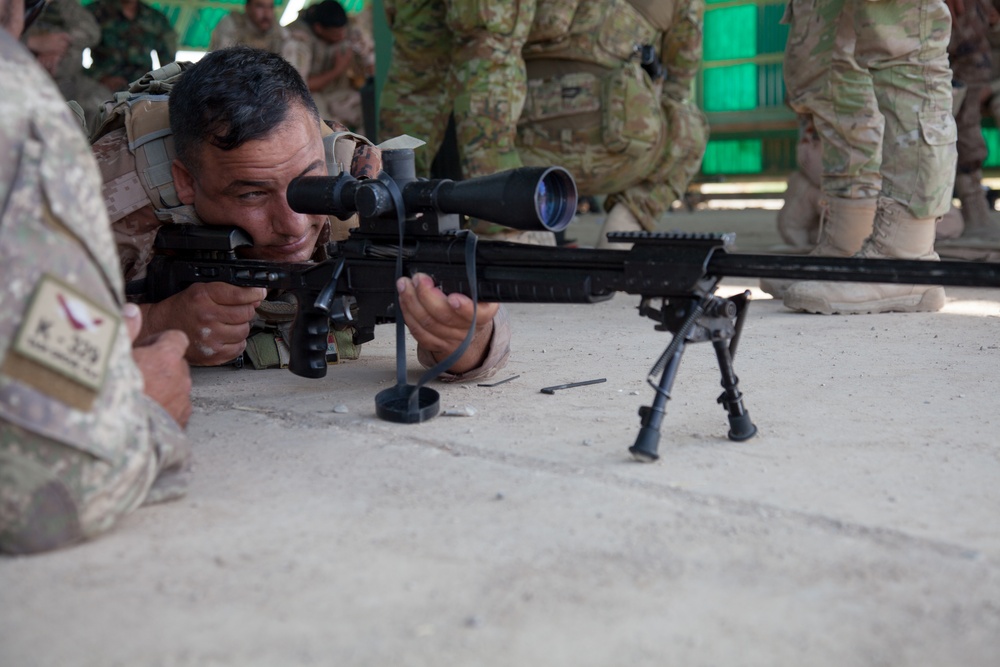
288;306;331;379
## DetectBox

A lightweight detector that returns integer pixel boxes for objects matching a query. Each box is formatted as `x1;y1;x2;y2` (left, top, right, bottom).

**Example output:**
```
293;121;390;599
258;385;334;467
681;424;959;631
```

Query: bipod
629;287;757;462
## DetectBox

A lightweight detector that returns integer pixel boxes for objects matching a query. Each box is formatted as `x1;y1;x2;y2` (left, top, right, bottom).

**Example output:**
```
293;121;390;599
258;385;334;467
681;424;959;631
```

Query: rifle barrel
708;252;1000;288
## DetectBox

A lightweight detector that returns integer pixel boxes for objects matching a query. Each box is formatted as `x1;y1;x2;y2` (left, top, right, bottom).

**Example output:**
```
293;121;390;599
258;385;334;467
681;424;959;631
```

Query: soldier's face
172;103;328;263
246;0;274;32
312;23;346;45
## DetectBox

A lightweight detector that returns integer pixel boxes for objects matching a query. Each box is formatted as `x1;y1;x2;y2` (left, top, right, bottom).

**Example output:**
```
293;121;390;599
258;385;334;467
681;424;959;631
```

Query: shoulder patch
4;275;121;408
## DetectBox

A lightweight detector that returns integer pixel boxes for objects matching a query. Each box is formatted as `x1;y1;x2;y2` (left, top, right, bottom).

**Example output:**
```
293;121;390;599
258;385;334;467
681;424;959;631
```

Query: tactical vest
91;63;372;369
519;0;668;159
91;62;373;227
525;0;668;66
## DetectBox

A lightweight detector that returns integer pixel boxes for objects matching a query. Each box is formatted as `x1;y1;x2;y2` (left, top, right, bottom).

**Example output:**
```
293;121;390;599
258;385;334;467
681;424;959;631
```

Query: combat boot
596;203;643;249
954;172;1000;242
760;195;875;299
775;170;821;251
782;197;945;314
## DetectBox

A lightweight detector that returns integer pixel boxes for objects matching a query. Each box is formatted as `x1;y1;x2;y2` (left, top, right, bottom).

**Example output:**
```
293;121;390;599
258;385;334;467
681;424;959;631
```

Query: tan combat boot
782;197;945;314
760;195;875;299
775;170;821;251
954;172;1000;242
596;203;643;249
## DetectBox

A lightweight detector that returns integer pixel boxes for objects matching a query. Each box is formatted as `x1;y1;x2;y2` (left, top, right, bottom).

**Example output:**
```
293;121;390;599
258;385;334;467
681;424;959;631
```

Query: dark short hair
303;0;346;27
169;46;319;172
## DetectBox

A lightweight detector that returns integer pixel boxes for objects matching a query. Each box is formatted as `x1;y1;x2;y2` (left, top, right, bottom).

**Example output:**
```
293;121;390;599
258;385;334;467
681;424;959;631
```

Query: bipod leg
630;339;687;463
712;337;757;441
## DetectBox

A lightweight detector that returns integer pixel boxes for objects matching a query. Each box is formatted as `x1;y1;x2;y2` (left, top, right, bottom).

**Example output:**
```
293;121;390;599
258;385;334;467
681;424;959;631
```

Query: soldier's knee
0;452;84;555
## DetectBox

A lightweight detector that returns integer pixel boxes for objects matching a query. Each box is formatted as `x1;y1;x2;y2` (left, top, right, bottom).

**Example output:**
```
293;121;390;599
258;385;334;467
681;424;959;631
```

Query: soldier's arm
660;0;705;102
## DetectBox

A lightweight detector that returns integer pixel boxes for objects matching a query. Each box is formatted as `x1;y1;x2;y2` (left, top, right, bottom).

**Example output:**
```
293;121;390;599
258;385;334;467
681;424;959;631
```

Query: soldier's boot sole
783;282;945;315
759;277;795;299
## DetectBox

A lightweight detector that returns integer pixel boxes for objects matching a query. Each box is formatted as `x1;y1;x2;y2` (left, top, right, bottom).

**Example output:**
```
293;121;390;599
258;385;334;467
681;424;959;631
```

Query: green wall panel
701;139;764;175
703;64;757;112
703;6;757;61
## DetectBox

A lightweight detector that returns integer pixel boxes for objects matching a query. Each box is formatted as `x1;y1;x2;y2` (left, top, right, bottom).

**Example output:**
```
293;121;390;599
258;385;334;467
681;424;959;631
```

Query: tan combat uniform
0;31;190;555
286;16;374;132
208;10;299;62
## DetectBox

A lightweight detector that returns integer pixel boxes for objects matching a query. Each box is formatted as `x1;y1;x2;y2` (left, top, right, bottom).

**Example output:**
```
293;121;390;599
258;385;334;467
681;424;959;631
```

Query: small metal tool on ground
477;375;521;388
540;378;607;394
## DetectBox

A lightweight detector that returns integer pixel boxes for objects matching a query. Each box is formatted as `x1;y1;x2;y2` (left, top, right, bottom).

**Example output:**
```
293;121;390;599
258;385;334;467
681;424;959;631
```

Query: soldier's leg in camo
946;7;1000;245
599;94;709;249
775;116;823;252
378;0;455;177
764;0;880;299
446;0;537;178
784;0;953;314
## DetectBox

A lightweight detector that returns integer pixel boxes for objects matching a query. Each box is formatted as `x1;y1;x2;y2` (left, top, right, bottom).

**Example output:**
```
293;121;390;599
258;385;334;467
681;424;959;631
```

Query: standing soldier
937;0;1000;260
22;0;111;134
86;0;176;93
777;0;956;315
515;0;709;248
209;0;295;58
379;0;537;179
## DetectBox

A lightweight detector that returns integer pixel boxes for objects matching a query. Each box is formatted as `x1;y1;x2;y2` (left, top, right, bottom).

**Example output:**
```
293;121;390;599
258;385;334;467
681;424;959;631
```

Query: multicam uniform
379;0;537;178
86;0;176;89
774;0;955;314
516;0;709;231
22;0;111;134
0;32;189;555
286;16;374;132
782;0;956;220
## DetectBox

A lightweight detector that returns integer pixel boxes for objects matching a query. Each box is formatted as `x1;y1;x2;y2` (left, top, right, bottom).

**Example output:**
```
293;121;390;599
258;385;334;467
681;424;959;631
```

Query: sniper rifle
137;147;1000;462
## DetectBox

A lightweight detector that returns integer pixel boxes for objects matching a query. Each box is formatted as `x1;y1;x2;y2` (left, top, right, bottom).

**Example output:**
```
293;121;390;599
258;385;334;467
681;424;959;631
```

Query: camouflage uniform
379;0;537;178
783;0;956;219
990;14;1000;124
86;0;176;89
90;77;511;381
515;0;709;231
286;15;375;132
949;2;993;182
209;10;295;58
0;32;190;555
22;0;112;134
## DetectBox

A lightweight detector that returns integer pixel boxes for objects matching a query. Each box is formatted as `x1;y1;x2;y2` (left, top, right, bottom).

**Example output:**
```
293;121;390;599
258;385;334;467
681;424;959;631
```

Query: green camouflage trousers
517;60;708;230
379;0;536;178
783;0;956;218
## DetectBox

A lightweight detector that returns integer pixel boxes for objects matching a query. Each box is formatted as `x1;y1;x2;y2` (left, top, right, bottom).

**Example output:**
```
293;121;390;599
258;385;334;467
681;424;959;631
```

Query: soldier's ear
172;159;196;205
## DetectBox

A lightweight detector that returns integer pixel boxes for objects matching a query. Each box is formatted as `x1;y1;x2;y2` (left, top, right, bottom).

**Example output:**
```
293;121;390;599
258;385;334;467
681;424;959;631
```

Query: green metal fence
697;0;796;180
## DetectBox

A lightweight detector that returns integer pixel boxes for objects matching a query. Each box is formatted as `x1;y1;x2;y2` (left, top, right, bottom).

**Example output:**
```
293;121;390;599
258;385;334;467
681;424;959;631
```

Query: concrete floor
2;207;999;666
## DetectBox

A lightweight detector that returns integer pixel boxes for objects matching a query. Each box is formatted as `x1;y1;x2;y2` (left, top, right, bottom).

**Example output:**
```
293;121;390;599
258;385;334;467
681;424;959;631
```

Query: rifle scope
287;161;577;233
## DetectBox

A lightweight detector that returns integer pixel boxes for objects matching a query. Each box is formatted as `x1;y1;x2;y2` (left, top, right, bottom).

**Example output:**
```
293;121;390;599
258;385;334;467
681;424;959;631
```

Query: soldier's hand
140;282;267;367
125;303;194;428
397;272;499;374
